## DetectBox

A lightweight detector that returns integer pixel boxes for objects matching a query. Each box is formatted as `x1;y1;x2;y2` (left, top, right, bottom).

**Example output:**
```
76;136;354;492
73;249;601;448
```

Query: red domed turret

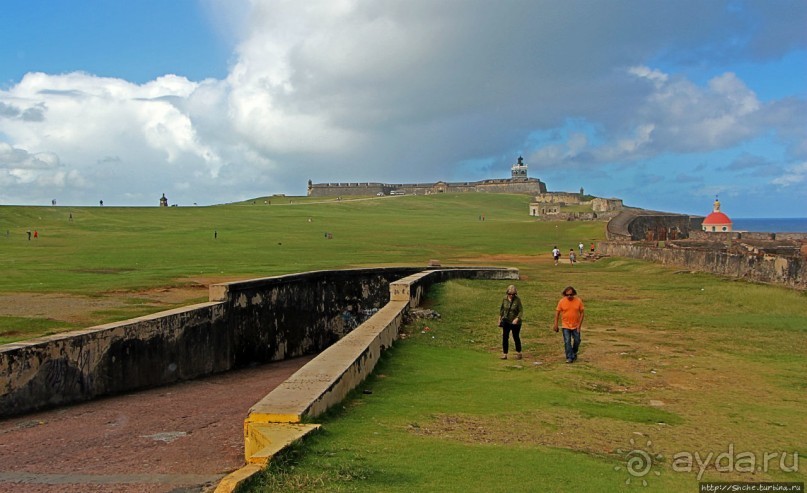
702;197;733;232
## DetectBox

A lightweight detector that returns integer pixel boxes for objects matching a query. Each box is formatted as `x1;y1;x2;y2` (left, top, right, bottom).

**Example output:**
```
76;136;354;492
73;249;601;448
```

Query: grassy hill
1;193;805;492
0;194;601;342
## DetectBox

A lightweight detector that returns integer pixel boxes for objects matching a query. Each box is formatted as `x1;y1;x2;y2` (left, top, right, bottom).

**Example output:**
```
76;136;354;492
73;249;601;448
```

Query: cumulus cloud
0;0;805;211
772;162;807;186
0;142;60;170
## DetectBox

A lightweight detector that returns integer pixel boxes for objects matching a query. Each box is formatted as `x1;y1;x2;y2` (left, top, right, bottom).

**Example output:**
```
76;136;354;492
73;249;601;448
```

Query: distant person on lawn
553;286;584;363
498;285;524;360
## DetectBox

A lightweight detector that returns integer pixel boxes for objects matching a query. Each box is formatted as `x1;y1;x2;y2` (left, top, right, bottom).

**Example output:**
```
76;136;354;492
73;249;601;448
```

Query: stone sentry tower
511;156;528;182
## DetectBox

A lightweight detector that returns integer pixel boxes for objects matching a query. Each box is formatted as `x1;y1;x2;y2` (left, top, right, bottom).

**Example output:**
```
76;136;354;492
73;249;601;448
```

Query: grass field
0;194;598;342
1;194;805;492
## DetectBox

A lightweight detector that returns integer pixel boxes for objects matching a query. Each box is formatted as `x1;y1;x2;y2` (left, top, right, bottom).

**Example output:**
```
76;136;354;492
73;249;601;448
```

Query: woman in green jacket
498;285;524;359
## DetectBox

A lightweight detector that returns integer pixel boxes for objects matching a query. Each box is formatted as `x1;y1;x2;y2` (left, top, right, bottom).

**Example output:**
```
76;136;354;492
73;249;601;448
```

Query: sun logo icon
614;437;663;486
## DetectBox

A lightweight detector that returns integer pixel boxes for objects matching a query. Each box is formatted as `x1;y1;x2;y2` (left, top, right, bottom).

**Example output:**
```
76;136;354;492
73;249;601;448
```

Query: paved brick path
0;356;313;493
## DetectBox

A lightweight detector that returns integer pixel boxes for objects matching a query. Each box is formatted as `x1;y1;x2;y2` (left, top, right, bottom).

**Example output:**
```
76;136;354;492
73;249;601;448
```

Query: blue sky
0;1;232;85
1;0;805;217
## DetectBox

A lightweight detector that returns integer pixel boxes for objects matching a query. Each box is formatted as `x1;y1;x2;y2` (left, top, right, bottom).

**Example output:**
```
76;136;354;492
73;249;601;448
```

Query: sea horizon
731;217;807;233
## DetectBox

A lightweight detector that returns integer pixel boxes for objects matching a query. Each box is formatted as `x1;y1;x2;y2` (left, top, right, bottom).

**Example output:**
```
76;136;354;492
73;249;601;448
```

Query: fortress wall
689;231;807;241
627;214;693;241
599;242;806;289
0;266;516;418
308;183;386;197
533;192;582;204
308;178;546;196
592;198;624;212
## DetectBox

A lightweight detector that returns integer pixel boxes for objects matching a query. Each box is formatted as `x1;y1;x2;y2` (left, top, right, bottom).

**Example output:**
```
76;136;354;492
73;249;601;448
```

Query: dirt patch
0;277;231;339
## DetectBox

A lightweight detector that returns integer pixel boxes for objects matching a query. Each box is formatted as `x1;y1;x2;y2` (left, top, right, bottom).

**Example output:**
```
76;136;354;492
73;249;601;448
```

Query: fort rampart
598;242;806;289
0;266;516;418
308;178;546;197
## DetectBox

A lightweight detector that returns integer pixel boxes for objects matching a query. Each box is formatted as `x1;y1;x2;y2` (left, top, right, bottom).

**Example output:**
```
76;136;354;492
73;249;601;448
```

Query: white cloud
772;162;807;186
628;66;668;86
0;0;805;212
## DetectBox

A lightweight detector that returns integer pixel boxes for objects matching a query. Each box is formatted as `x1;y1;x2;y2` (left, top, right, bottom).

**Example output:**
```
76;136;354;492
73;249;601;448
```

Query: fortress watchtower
511;156;529;182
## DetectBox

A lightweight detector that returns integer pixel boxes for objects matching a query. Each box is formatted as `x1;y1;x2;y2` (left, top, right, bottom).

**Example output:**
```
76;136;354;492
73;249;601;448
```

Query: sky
0;0;805;217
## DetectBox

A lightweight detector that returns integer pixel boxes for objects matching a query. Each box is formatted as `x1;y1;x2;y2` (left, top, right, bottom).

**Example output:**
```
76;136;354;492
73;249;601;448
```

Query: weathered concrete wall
206;268;427;366
0;303;230;418
689;230;807;242
0;266;515;418
216;267;520;492
599;242;806;289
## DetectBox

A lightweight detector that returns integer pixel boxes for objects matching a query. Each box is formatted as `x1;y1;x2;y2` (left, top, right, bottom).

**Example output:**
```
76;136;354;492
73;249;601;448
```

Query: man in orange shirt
553;286;584;363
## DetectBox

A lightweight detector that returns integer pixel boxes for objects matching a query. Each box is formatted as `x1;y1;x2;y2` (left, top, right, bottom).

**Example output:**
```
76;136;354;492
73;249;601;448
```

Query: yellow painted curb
245;423;321;465
213;463;263;493
214;423;320;493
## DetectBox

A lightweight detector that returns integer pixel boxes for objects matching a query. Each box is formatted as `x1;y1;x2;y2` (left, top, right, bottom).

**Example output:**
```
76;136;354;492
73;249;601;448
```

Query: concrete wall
0;267;515;418
213;267;519;492
598;242;806;289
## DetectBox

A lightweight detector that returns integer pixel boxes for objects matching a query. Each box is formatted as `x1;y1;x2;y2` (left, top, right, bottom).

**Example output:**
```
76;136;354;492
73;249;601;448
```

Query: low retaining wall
599;242;806;289
0;267;516;418
689;230;807;241
215;267;519;493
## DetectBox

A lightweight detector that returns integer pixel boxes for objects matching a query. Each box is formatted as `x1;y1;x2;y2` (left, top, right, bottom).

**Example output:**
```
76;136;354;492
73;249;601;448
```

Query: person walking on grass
552;246;560;265
498;284;524;360
553;286;584;363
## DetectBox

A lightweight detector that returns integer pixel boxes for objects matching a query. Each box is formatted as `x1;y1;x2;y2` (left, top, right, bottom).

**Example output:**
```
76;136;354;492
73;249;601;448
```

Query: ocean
732;218;807;233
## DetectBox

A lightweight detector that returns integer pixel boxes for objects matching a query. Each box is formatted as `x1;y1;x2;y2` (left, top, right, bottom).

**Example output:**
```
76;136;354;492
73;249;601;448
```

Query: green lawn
0;194;601;341
247;263;806;492
1;194;804;492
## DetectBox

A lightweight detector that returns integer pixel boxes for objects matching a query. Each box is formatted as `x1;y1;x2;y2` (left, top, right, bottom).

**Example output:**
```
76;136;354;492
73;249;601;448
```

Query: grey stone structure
606;209;695;241
598;241;806;290
307;157;547;197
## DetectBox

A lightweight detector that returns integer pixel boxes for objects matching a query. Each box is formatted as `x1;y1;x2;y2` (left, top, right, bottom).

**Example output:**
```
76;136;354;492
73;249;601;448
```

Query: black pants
501;321;522;354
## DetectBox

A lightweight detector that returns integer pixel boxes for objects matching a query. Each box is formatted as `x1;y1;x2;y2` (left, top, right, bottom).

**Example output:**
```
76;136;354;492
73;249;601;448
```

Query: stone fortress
602;197;807;290
307;155;804;288
307;156;625;219
308;156;547;197
529;190;624;220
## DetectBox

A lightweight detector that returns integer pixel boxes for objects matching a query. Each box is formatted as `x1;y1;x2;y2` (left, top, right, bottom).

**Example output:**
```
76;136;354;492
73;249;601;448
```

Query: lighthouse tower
511;156;528;182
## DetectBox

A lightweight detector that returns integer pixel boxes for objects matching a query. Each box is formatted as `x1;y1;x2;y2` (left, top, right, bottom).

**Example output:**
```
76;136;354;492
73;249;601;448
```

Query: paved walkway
0;356;313;493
